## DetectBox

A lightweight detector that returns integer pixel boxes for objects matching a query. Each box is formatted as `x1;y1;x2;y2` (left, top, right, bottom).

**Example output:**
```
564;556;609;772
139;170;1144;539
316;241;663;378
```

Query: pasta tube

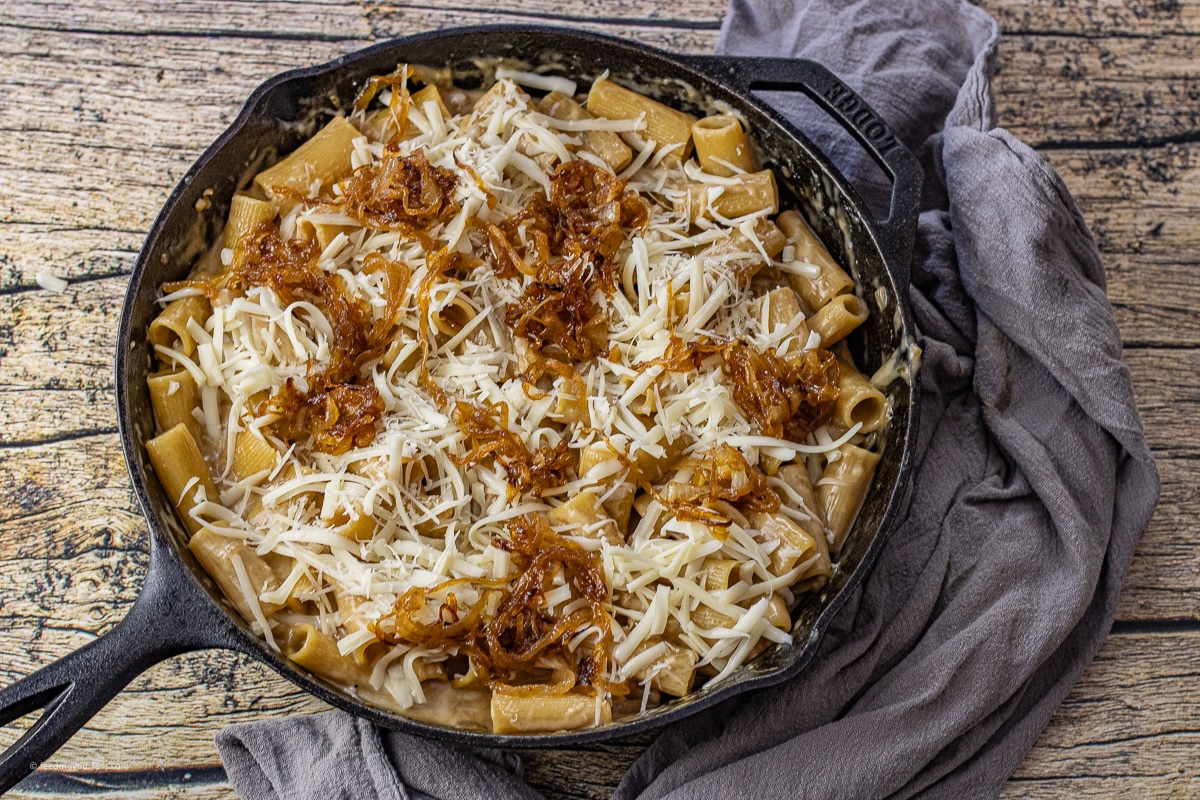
692;558;739;629
190;528;284;621
834;364;889;434
776;465;831;585
777;209;854;310
548;490;620;544
587;78;697;158
678;169;779;221
491;691;612;734
539;90;633;172
278;622;370;686
232;428;280;480
253;115;360;199
807;293;868;346
749;511;817;576
147;370;203;444
224;194;277;250
412;85;451;125
819;444;881;554
402;681;492;731
145;423;218;536
633;642;697;697
431;293;478;337
691;114;754;176
699;218;788;284
340;506;379;542
148;295;211;358
263;550;316;613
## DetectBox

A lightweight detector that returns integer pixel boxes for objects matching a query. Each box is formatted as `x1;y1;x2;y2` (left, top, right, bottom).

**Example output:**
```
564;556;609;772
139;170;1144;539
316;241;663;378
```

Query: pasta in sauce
145;64;890;733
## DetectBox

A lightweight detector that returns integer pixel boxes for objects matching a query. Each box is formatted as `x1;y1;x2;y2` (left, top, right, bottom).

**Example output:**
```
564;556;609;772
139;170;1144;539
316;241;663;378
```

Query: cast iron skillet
0;26;921;792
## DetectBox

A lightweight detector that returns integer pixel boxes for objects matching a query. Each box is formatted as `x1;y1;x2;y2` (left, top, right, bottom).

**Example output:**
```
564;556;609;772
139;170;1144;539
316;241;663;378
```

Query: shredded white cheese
35;270;68;293
162;72;873;717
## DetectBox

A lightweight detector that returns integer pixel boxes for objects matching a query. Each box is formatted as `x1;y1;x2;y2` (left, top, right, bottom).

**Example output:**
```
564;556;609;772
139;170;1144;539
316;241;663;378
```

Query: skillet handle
682;55;923;286
0;552;230;793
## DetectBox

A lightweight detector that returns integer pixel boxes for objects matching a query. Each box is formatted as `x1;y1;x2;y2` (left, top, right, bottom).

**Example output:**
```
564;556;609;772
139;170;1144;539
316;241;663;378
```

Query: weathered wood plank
3;0;373;39
978;0;1200;36
0;389;117;445
7;11;1200;151
0;435;140;558
994;35;1200;146
4;0;727;35
1047;144;1200;347
0;223;139;294
1000;631;1200;797
13;0;1200;42
0;276;122;393
1118;457;1200;621
1125;348;1200;458
517;733;660;800
0;650;328;774
12;783;236;800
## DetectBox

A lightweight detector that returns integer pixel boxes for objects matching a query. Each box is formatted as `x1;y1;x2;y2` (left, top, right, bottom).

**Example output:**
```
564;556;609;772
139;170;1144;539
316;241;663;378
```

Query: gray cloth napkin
215;1;1161;797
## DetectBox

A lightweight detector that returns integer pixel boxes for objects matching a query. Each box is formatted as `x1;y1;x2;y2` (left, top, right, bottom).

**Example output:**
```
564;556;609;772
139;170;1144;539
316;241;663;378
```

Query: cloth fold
216;1;1160;797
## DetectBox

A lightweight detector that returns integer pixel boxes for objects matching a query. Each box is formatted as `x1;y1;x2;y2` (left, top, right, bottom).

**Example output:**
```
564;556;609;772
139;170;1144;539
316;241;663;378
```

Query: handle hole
751;88;893;221
0;684;73;755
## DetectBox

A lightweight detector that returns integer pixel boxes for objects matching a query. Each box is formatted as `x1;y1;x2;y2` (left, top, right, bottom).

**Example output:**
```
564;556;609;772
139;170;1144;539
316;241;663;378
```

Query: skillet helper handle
685;55;923;286
0;556;225;793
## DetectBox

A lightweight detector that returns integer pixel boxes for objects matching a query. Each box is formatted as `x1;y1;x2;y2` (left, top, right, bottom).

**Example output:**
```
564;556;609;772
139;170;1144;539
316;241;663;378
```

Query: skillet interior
117;25;919;747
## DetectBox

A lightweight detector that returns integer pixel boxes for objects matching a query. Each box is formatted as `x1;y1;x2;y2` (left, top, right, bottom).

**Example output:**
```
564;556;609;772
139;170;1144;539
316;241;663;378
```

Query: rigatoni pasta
144;64;890;735
586;76;697;157
691;113;755;176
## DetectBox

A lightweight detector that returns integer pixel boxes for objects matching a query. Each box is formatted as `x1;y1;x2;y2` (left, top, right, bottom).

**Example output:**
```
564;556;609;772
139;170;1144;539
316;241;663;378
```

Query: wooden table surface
1;0;1197;797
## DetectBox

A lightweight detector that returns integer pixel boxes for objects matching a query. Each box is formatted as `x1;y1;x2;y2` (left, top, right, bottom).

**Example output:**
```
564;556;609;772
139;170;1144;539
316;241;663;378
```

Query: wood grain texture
993;35;1200;146
1001;632;1200;799
1047;144;1200;347
979;0;1200;36
13;784;237;800
0;651;327;773
1;1;1197;798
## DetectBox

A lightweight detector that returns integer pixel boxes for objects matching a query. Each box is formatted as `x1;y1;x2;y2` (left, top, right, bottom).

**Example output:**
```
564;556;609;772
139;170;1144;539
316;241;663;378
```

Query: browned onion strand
504;270;610;362
353;65;413;113
641;334;841;442
449;400;573;500
224;223;402;454
372;515;615;696
341;149;460;243
500;161;648;363
646;443;781;531
721;343;840;440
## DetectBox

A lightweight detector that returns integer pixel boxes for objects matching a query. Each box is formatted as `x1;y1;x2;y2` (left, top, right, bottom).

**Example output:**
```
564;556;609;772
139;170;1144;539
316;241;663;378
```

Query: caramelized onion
450;400;573;501
230;223;400;453
264;378;386;456
500;161;648;363
504;263;610;363
479;220;525;279
341;148;460;237
721;343;840;440
373;515;614;695
653;443;780;529
353;65;412;114
644;335;841;442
